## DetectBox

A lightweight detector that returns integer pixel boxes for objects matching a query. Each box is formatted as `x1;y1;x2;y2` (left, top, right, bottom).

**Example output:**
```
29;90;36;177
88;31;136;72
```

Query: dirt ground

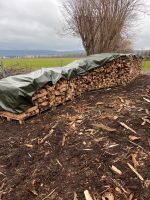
0;74;150;200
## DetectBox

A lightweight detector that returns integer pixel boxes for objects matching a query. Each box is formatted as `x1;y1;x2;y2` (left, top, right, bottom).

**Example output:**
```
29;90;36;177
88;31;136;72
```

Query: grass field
3;58;77;70
2;57;150;70
143;60;150;70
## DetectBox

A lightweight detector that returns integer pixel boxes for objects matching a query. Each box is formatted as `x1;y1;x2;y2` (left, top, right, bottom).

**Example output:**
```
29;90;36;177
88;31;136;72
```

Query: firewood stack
0;55;142;123
32;55;141;112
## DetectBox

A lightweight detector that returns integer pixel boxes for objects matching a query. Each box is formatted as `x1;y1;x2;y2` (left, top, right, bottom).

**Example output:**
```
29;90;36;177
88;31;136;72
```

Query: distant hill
0;50;85;58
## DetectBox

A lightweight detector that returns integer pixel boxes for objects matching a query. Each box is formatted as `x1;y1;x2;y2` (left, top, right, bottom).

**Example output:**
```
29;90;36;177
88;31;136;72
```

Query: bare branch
62;0;142;55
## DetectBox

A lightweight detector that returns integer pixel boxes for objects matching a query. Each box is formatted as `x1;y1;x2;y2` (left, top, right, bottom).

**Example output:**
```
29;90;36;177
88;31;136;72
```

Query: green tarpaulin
0;53;136;114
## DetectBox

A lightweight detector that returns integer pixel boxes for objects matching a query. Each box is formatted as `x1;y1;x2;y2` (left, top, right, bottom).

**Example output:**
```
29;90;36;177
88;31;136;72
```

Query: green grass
2;57;150;71
3;57;78;70
142;60;150;70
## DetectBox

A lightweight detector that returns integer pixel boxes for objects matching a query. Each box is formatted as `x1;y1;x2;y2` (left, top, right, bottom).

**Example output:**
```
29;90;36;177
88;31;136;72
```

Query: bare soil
0;74;150;200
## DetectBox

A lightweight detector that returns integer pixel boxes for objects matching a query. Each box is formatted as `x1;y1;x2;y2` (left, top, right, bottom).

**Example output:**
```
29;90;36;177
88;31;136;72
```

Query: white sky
0;0;149;51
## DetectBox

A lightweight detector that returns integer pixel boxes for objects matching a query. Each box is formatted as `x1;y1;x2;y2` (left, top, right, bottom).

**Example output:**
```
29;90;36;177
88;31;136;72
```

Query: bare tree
62;0;142;55
117;38;133;53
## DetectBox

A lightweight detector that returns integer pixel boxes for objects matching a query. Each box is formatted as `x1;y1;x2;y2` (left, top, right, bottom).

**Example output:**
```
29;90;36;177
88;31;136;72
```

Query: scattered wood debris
0;74;149;200
73;192;78;200
115;187;122;194
127;163;144;181
143;97;150;103
92;123;116;132
102;191;115;200
24;144;33;148
131;154;140;169
128;193;134;200
111;165;123;176
28;187;38;196
119;122;136;134
56;159;63;168
112;179;128;194
141;116;150;125
129;135;140;141
96;102;104;107
84;190;93;200
61;133;68;147
39;129;54;144
42;188;57;200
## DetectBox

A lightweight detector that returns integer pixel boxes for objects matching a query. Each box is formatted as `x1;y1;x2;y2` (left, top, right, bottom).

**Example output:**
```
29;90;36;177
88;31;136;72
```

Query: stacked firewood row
31;56;141;113
0;55;142;123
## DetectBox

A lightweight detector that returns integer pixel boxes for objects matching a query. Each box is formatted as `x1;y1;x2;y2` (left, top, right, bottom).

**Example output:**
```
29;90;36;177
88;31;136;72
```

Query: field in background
143;60;150;70
2;57;150;70
3;58;77;70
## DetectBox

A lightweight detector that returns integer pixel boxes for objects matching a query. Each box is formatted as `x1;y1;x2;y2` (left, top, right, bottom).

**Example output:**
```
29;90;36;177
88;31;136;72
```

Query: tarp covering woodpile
0;53;142;119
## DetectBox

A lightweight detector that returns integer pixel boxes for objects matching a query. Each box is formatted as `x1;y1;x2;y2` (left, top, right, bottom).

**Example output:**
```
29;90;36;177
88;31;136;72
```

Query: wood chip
128;140;146;152
111;165;123;176
29;188;38;196
92;123;116;132
62;133;68;147
102;191;115;200
145;179;150;188
24;144;33;148
143;97;150;103
56;159;63;168
31;179;36;186
131;154;140;169
112;179;128;194
69;121;76;129
0;183;5;190
73;192;78;200
40;129;54;144
42;188;57;200
82;149;93;151
129;135;140;141
120;122;136;134
127;163;144;181
108;144;119;148
128;193;134;200
115;187;122;194
142;117;150;125
96;102;104;106
145;109;149;115
84;190;93;200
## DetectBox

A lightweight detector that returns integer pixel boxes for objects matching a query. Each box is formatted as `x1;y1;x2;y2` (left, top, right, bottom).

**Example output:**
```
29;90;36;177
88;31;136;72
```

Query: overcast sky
0;0;150;51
